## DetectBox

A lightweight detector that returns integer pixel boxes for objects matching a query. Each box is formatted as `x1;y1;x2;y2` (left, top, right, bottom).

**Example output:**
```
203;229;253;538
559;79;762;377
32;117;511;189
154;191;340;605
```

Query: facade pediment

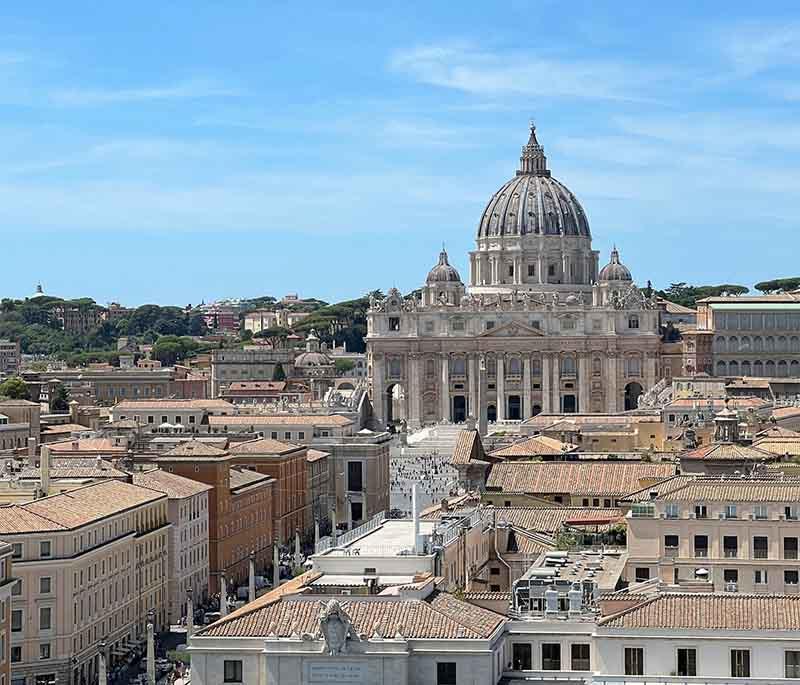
478;321;545;338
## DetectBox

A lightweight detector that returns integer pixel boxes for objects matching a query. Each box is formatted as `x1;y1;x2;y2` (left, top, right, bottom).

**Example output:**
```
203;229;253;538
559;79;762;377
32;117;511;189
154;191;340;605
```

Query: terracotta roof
19;458;126;480
658;298;697;315
755;426;800;438
493;507;625;534
485;461;676;497
306;449;329;463
42;423;90;435
659;477;800;502
228;437;301;455
208;414;352;427
132;469;212;498
229;468;272;490
0;399;38;407
600;593;800;630
752;436;800;456
772;407;800;420
162;441;228;458
681;442;777;461
665;397;768;410
113;399;234;410
450;430;488;466
49;438;127;453
0;480;164;533
620;475;694;502
490;435;578;458
199;591;504;639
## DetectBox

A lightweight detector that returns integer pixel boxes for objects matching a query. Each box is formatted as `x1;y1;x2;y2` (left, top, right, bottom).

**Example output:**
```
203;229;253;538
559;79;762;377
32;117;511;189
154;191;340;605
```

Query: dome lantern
517;122;550;177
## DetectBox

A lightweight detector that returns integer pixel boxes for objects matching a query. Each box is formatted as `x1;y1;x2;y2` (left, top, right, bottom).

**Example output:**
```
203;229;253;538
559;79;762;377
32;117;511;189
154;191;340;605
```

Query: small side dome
598;247;632;282
426;249;462;284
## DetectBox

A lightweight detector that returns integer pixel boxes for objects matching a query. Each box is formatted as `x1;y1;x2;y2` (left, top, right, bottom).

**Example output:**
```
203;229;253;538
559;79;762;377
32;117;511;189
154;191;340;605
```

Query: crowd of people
390;450;459;516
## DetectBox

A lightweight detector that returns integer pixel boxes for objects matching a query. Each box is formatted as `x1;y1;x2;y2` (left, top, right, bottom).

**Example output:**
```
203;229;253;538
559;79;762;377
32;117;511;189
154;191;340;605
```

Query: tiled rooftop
208;414;352;427
199;592;504;640
490;435;578;458
228;437;301;455
133;469;213;498
600;593;800;630
486;461;676;497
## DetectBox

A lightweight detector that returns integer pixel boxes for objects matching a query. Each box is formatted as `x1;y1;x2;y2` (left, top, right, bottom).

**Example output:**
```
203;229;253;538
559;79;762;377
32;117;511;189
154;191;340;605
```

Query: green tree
51;383;70;411
151;336;200;366
754;277;800;294
334;359;355;375
272;362;287;381
0;377;29;400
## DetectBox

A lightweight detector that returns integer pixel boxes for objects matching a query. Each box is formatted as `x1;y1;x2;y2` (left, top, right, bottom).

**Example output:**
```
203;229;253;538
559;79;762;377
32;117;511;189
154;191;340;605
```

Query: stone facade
368;126;663;428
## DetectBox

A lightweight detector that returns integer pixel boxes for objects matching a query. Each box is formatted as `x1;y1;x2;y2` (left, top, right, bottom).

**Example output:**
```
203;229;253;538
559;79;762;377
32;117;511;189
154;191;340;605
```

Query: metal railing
314;510;387;554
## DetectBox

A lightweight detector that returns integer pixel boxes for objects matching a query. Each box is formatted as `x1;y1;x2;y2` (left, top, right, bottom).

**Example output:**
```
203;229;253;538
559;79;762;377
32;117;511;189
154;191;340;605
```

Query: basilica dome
598;247;632;282
477;125;590;240
426;249;462;283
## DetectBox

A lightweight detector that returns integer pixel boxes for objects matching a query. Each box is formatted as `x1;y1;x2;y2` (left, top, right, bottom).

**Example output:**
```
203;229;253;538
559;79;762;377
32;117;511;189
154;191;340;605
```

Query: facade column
496;355;506;421
440;353;450;422
552;354;561;412
645;351;657;391
542;353;552;413
607;352;619;413
562;252;568;283
578;353;590;414
372;353;385;427
538;254;544;284
408;354;421;428
522;355;532;419
468;354;478;420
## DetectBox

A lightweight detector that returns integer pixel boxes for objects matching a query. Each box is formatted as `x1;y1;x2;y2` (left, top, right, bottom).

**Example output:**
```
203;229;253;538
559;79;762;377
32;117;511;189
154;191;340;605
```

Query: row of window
716;359;800;377
623;646;800;678
715;311;800;331
714;334;800;353
511;642;591;671
664;533;800;560
662;502;799;520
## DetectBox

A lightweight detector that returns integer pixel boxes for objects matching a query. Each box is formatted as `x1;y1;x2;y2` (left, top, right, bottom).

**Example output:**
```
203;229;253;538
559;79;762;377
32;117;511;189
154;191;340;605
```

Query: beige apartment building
626;476;800;592
0;339;20;378
111;398;235;432
0;542;14;685
2;480;169;685
132;469;211;624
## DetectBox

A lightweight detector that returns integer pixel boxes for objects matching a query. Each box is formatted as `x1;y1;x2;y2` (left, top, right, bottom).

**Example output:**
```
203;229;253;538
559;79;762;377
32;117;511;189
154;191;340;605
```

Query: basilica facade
367;126;663;429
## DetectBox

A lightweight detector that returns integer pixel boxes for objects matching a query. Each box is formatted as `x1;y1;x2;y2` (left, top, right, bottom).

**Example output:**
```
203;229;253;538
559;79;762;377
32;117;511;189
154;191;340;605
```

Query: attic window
388;317;400;331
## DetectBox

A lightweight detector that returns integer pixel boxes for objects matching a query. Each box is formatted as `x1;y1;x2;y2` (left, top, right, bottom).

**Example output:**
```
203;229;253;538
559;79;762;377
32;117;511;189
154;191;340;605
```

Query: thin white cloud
389;42;676;102
49;78;242;106
718;22;800;75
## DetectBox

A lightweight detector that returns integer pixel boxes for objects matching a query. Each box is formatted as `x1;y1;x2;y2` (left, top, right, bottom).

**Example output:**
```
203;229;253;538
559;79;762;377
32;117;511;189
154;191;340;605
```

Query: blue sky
1;1;799;306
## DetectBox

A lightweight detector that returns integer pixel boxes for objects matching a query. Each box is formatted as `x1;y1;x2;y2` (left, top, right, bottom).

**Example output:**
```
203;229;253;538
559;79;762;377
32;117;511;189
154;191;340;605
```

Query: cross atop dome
518;122;549;177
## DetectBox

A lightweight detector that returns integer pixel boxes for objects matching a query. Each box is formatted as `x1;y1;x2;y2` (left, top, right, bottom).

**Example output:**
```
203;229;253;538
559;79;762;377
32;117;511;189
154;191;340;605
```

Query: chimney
40;445;51;496
96;455;104;471
27;437;37;459
72;440;79;451
412;483;421;554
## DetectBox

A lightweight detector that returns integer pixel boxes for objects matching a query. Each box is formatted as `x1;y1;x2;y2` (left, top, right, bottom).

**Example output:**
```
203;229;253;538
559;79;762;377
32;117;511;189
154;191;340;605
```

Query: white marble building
367;126;662;429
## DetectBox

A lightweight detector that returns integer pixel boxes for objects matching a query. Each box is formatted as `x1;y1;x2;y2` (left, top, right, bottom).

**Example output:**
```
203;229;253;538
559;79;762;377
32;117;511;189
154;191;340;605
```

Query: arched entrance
385;383;406;427
624;382;643;411
487;404;497;423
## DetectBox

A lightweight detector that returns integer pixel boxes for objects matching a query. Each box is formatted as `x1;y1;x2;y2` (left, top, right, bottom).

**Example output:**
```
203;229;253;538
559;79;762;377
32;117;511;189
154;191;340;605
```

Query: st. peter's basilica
367;125;662;429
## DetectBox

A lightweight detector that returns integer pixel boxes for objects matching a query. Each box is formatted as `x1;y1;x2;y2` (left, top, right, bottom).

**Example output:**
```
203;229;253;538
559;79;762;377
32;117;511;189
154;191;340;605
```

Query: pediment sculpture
319;599;358;656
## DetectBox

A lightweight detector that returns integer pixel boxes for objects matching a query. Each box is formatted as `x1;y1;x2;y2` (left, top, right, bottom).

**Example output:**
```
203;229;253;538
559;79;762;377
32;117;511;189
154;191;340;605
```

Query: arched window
531;357;542;376
778;336;788;352
451;356;466;376
765;360;776;377
728;336;738;352
729;360;739;375
388;358;402;378
508;357;521;375
753;336;763;352
487;356;497;378
740;336;751;351
716;360;727;375
778;360;789;377
791;360;800;376
628;315;639;329
766;336;775;352
561;356;576;376
754;360;763;376
741;360;751;376
625;356;642;377
715;336;726;353
592;357;602;375
792;336;800;353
